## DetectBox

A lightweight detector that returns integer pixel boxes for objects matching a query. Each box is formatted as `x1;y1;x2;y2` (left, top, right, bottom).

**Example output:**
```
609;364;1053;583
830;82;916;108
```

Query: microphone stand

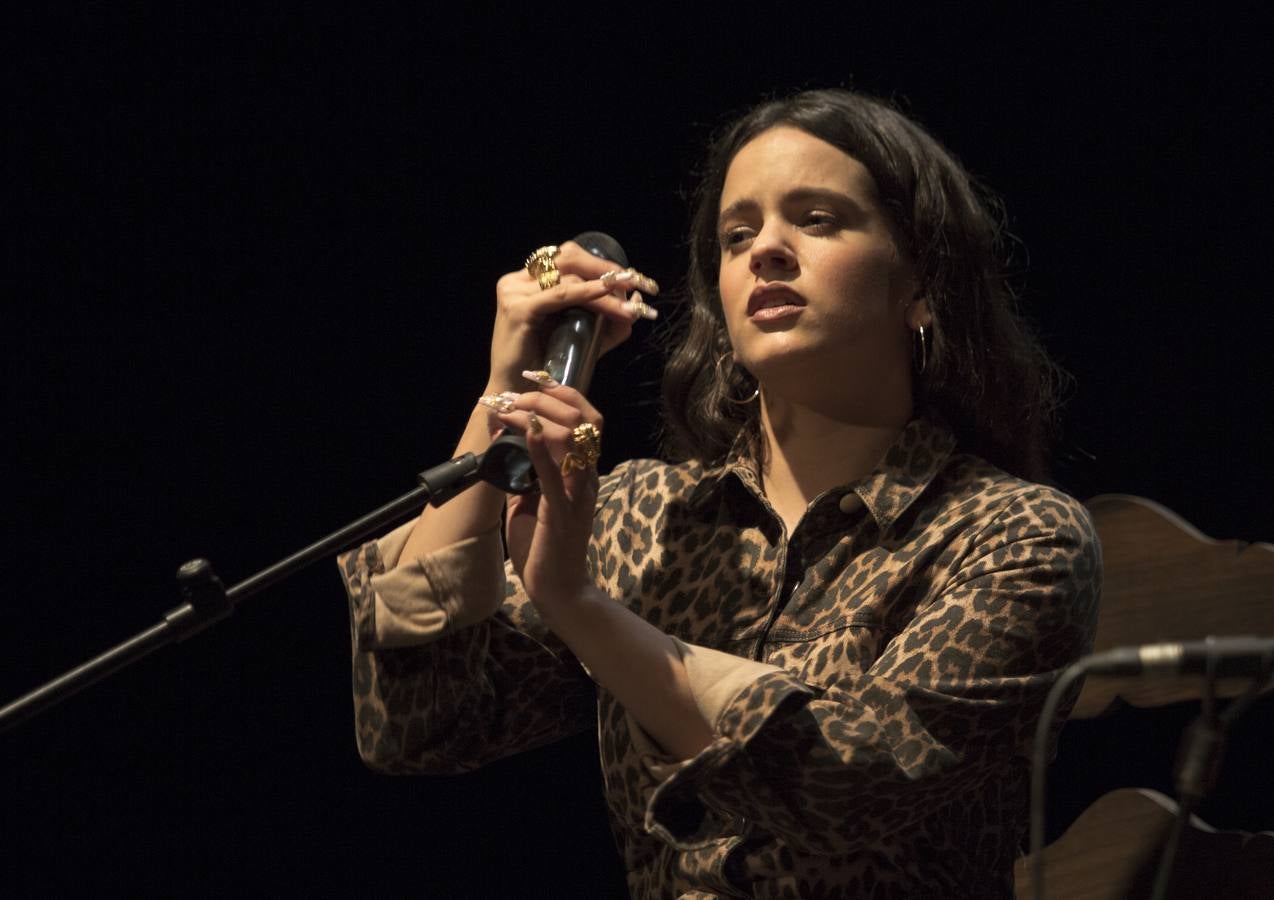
0;442;532;734
1;230;621;735
1028;642;1274;900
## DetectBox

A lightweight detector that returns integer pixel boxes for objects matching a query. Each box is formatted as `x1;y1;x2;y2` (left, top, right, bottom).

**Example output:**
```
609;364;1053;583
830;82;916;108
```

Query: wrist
533;580;602;632
483;373;521;395
486;356;540;394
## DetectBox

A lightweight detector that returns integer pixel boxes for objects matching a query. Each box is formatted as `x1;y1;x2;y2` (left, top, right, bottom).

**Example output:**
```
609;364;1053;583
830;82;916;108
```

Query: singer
337;89;1101;898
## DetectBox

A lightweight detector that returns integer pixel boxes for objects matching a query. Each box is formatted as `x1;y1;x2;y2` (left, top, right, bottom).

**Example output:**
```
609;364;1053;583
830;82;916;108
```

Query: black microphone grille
572;231;628;268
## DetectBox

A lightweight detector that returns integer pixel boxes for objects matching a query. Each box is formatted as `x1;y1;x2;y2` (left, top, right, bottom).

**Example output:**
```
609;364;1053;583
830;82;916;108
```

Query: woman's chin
745;339;837;380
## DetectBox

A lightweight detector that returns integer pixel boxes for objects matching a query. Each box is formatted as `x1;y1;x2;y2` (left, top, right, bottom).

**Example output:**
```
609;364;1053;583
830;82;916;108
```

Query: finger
517;279;649;327
555;244;661;296
510;385;603;430
506;490;540;524
599;268;661;298
495;409;576;460
530;422;599;512
499;396;606;481
504;490;537;576
522;277;618;309
551;242;631;281
483;408;505;440
518;245;660;307
519;409;599;496
616;290;658;321
574;292;649;333
495;409;598;504
559;445;600;506
509;247;604;296
522;419;570;509
479;392;600;445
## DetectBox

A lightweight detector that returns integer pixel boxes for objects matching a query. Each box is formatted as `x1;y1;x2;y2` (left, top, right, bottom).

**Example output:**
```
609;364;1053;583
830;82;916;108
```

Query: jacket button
838;493;863;514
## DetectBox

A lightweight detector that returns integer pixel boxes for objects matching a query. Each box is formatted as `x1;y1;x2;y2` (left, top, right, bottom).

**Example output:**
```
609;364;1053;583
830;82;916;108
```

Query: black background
4;6;1271;897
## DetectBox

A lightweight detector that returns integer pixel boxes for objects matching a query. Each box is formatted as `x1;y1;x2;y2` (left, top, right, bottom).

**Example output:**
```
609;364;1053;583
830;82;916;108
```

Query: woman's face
716;126;922;411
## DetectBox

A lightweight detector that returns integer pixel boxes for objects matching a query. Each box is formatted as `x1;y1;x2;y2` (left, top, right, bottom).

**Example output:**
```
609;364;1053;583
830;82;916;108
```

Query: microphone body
1082;636;1274;678
540;231;628;394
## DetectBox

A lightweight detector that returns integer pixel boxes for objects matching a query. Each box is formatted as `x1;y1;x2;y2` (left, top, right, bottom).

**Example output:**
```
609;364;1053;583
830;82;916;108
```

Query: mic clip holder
415;431;537;507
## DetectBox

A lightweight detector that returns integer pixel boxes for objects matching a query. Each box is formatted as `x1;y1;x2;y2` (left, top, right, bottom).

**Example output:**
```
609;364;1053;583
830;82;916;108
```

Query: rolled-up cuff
617;640;812;848
336;522;507;651
639;653;814;850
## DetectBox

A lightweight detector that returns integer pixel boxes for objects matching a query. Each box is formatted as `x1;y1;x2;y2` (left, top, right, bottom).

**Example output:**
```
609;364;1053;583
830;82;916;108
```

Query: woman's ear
907;297;933;330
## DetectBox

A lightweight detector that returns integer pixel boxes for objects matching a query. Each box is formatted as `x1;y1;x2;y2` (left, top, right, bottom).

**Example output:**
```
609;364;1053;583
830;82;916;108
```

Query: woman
338;89;1100;898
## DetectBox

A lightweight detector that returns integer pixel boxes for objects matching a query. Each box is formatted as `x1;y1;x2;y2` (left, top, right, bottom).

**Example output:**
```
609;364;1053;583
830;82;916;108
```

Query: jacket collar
690;416;958;535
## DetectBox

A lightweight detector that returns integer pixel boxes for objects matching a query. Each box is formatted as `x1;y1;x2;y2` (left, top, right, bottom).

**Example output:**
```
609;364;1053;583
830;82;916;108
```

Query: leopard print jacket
337;418;1101;899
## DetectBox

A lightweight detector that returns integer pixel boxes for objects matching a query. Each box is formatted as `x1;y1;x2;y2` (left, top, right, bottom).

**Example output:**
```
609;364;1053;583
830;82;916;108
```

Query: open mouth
748;286;806;320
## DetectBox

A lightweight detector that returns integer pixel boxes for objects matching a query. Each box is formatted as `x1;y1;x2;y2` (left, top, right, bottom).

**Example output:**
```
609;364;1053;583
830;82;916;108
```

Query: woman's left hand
489;378;605;623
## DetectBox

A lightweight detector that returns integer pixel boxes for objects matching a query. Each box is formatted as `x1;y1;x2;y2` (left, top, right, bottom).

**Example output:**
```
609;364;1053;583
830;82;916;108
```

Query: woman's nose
749;224;796;275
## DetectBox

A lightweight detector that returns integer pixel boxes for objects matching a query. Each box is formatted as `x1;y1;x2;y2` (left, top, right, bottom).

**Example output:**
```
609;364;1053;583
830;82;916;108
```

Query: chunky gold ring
560;422;602;476
525;245;561;291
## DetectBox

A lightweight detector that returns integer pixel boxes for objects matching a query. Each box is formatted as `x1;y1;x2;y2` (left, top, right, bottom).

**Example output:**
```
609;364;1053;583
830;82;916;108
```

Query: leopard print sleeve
643;485;1101;857
338;466;633;775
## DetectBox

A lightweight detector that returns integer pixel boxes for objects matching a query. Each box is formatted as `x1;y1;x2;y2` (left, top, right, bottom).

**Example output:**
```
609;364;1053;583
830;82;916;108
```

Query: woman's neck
758;395;912;535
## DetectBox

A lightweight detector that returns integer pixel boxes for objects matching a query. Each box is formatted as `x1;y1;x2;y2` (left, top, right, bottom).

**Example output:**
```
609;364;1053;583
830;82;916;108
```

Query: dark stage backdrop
5;7;1271;897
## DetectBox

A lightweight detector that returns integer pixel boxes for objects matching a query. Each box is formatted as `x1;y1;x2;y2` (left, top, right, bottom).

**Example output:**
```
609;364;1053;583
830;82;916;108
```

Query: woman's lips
750;303;805;321
748;286;806;320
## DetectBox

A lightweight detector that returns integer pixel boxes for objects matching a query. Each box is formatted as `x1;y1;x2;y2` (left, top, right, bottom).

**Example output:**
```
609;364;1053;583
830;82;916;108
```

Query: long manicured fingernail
522;369;560;388
478;391;519;413
600;268;632;289
601;267;660;296
526;412;543;434
623;293;658;320
630;270;660;295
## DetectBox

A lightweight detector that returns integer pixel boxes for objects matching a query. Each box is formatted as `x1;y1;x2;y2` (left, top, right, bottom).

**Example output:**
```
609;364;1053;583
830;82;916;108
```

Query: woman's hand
483;378;606;623
487;241;657;393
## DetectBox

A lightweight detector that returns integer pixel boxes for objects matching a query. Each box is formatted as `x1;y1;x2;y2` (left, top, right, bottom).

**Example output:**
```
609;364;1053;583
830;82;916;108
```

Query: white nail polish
623;298;658;320
478;392;519;413
522;369;560;388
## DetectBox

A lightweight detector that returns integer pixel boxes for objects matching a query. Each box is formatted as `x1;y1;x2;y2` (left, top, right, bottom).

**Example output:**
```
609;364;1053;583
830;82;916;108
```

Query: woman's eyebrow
784;186;861;210
717;198;757;228
718;187;864;227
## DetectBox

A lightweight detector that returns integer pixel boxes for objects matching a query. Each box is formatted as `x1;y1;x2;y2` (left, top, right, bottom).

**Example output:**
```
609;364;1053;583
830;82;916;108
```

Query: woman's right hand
487;241;658;392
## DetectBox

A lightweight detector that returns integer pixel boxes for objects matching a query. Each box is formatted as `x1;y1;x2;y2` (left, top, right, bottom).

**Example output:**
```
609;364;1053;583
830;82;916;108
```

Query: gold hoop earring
914;325;928;374
715;352;760;405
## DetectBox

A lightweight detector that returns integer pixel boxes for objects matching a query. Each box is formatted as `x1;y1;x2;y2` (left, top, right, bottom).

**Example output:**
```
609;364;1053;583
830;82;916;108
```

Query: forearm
541;586;714;761
399;391;510;567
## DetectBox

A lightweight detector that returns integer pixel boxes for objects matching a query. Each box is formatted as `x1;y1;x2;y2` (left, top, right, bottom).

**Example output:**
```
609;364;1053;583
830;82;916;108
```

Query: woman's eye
803;211;837;230
720;227;753;248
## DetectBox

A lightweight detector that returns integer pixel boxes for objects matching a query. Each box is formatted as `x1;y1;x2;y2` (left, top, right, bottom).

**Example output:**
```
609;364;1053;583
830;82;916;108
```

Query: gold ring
560;422;601;476
525;245;561;291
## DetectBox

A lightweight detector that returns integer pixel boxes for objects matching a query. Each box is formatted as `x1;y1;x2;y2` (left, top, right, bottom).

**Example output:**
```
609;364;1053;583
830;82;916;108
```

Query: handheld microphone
419;233;630;503
541;231;629;394
1082;636;1274;678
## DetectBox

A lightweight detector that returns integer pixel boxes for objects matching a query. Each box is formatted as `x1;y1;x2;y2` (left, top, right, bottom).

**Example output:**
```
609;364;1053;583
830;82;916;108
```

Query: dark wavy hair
659;88;1064;483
